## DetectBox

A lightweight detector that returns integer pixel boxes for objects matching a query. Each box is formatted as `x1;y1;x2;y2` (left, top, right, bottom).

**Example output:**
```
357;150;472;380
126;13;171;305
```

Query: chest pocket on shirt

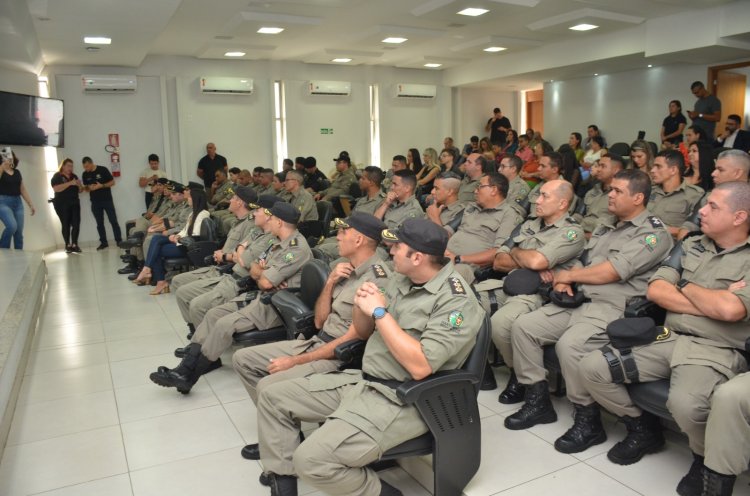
664;201;689;216
713;264;746;287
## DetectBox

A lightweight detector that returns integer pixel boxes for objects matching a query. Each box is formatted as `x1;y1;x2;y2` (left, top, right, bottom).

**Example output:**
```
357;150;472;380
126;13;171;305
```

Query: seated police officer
648;149;704;238
254;218;483;496
499;155;531;217
425;171;465;231
575;153;623;238
504;170;672;455
373;169;424;230
577;182;749;493
149;202;312;394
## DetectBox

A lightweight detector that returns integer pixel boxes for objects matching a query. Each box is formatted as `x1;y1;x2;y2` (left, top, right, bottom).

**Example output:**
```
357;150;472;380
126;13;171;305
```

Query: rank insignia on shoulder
298;206;303;212
284;252;295;263
448;277;466;295
290;238;298;247
648;216;664;228
372;264;387;278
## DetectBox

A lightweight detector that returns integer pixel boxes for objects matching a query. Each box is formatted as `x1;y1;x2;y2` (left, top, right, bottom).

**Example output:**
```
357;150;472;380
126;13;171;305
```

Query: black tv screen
0;90;64;147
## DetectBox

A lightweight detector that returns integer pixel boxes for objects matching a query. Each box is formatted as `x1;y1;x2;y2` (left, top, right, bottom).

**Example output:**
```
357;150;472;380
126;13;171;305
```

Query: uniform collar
397;263;454;296
277;230;303;249
353;253;385;278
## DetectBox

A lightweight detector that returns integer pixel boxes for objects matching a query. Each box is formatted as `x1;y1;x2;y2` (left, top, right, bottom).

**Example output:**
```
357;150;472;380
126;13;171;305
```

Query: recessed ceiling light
257;27;284;34
458;7;489;16
549;79;554;82
332;58;352;63
382;37;408;44
593;73;599;76
647;64;653;68
84;36;111;44
424;63;442;68
569;23;598;31
483;46;506;52
224;51;246;57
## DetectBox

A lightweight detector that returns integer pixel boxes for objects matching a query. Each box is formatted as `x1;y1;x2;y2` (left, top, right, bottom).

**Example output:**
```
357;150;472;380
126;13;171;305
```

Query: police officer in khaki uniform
489;180;585;404
283;170;318;222
373;169;424;230
577;181;750;493
138;182;193;261
505;170;673;454
575;153;622;237
315;154;357;202
648;149;704;238
208;169;233;208
456;152;486;202
254;218;484;496
255;168;276;197
499;155;531;216
149;202;313;394
425;172;465;231
526;152;578;219
352;166;386;216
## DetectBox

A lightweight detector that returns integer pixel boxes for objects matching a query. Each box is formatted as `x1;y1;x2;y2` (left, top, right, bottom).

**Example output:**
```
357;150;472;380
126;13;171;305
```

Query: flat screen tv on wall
0;90;65;147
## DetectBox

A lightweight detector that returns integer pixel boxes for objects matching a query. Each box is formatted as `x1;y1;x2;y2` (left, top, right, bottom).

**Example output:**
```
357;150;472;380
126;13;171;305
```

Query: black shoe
607;413;665;465
702;466;736;496
65;245;74;253
259;472;270;486
186;323;196;340
380;479;403;496
149;344;210;394
504;381;557;430
554;403;607;454
117;265;137;274
96;243;109;250
499;368;525;404
268;473;297;496
241;443;260;460
71;245;82;253
677;453;705;496
480;361;497;391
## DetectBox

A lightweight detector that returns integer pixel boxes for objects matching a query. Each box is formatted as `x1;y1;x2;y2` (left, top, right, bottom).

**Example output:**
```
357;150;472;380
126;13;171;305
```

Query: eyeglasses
475;184;494;191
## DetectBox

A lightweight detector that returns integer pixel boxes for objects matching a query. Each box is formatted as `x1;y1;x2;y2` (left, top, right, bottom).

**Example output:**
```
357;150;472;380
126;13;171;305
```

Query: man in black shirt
196;142;228;189
81;156;121;250
485;107;512;146
302;156;329;193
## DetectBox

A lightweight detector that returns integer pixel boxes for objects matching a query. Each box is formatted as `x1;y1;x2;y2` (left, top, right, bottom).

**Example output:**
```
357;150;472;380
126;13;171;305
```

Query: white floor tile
16;363;113;405
26;342;109;375
223;399;259;444
29;473;132;496
102;315;175;342
203;363;250;404
494;463;639;495
33;320;106;350
114;381;219;423
105;332;182;362
110;353;177;389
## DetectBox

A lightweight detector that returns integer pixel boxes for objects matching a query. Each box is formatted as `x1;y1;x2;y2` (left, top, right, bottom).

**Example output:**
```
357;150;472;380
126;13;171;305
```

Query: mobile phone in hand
0;146;13;164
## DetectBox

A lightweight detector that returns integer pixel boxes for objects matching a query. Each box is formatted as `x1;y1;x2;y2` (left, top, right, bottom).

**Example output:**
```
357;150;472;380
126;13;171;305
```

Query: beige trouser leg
490;296;538;368
187;276;238;327
512;305;573;384
191;301;255;361
175;275;222;323
172;266;219;294
705;373;750;475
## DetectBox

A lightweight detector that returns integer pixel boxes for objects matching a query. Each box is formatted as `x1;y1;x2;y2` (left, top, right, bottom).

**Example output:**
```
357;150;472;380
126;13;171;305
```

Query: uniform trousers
181;275;237;327
232;337;340;403
171;265;221;294
490;294;541;369
704;373;750;474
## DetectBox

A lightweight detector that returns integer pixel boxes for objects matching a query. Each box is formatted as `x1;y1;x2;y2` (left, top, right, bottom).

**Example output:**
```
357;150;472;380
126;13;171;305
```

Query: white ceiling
4;0;750;89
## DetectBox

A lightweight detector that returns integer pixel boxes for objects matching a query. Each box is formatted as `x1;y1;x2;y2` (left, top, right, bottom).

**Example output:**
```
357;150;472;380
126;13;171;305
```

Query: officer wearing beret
314;154;357;205
149;201;312;394
577;182;750;493
253;218;484;496
575;153;622;237
505;170;673;455
648;149;704;238
487;180;585;404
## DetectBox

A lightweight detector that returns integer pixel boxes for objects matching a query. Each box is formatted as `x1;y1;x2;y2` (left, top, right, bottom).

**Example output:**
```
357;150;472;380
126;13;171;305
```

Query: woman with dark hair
0;150;35;249
406;148;423;175
569;132;584;163
685;125;708;144
134;187;210;295
557;144;582;191
686;141;715;192
497;129;519;162
660;100;687;146
50;158;83;253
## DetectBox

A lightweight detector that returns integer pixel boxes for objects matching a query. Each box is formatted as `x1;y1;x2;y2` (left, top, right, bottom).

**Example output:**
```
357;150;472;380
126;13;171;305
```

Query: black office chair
608;142;631;157
164;217;219;272
298;201;333;246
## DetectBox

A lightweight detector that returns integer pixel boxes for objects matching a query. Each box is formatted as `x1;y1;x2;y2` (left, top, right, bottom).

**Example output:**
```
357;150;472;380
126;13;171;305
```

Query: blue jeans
0;194;24;249
144;234;186;281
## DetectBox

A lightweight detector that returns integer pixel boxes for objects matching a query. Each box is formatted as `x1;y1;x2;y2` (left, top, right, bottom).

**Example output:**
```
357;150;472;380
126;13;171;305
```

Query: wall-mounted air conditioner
393;83;437;99
307;80;351;96
200;77;254;95
82;75;137;93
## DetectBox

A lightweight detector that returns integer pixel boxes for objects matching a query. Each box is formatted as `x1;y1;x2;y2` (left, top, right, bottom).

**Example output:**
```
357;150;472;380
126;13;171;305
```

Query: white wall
454;87;518;146
543;64;708;148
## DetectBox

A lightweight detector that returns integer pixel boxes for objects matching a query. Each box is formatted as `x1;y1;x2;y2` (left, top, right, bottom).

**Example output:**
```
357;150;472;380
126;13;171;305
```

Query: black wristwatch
372;307;388;320
676;279;690;292
454;255;462;265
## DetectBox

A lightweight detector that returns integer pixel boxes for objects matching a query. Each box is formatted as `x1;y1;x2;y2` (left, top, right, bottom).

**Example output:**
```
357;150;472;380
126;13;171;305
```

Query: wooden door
526;90;544;136
716;70;746;137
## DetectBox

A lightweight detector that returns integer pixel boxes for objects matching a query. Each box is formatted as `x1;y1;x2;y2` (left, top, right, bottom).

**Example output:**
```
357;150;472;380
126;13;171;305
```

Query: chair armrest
396;370;479;404
474;267;507;283
334;339;366;363
217;263;235;274
624;297;666;324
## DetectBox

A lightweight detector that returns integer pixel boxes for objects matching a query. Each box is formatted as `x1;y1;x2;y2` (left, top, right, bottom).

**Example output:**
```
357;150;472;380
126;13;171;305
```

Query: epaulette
290;238;298;247
448;277;467;295
371;264;387;278
648;216;664;228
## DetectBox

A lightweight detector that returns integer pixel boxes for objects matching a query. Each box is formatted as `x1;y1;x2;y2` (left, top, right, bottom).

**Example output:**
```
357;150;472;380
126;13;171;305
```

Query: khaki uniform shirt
210;181;233;206
322;168;357;200
458;176;480;203
277;189;293;202
353;191;386;216
500;216;585;270
447;201;523;255
680;192;708;234
222;213;255;253
648;181;704;228
289;188;319;222
261;231;313;288
383;196;424;230
234;230;275;277
507;176;531;216
255;184;275;197
145;192;166;216
164;201;192;232
580;210;673;309
577;183;616;233
440;200;466;233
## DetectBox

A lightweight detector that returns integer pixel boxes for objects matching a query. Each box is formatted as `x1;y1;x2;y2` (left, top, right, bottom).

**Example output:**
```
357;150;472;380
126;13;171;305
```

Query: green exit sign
320;128;334;134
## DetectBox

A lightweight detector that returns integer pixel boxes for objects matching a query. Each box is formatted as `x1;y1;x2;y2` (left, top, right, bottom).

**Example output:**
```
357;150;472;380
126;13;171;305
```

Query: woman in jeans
0;151;35;249
50;158;83;253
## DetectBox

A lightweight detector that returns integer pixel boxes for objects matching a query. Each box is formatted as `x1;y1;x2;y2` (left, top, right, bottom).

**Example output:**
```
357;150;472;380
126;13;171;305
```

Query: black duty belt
362;372;402;389
316;331;336;343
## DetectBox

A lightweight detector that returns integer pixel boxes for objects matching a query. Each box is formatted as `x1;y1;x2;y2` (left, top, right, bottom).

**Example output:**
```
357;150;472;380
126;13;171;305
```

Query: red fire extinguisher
107;133;121;177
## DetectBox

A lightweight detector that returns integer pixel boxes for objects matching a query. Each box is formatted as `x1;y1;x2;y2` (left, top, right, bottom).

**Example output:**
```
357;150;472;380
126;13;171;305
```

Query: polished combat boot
677;452;705;496
607;412;665;465
504;380;557;430
554;403;607;453
498;368;526;404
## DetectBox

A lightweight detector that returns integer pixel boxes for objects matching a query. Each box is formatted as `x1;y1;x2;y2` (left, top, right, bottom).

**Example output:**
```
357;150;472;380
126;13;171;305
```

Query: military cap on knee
382;217;448;255
268;202;301;225
334;212;386;242
503;268;543;296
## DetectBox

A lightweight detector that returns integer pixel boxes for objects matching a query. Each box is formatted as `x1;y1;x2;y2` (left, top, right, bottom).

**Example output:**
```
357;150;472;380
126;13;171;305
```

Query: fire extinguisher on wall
106;133;121;177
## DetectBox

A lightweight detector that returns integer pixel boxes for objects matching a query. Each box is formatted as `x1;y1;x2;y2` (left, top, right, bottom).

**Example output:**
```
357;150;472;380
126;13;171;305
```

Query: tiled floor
1;247;749;495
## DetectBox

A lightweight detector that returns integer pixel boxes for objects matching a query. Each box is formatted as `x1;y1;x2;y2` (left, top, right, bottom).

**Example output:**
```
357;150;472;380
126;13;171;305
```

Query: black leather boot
186;323;195;340
677;453;705;496
150;344;219;394
480;361;497;391
504;381;557;430
498;368;525;404
268;473;297;496
702;467;736;496
554;403;607;453
607;412;665;465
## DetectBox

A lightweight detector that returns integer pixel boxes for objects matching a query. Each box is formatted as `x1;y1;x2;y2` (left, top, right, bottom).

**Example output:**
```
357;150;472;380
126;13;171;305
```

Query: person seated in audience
685;124;708;145
227;166;242;185
582;136;606;175
406;147;423;175
500;155;531;216
373;169;424;231
577;182;749;493
515;133;534;164
629;140;654;173
149;202;313;394
488;180;585;404
443;136;461;165
713;114;750;152
439;147;459;175
135;181;193;267
520;140;552;187
660;99;687;147
314;154;357;206
293;157;306;173
648;150;704;238
685;141;716;191
530;131;544;150
252;218;483;496
415;147;441;198
558;144;582;191
250;166;264;190
527;151;577;218
456;152;488;202
273;171;292;201
382;154;406;190
479;137;492;156
303;157;328;194
576;153;622;237
499;129;519;161
208;168;233;209
584;124;607;150
119;178;172;274
134;185;210;295
425;171;465;232
460;135;480;163
284;170;318;222
255;169;275;196
238;169;253;187
445;172;523;283
569;132;585;163
281;158;293;172
504;170;672;457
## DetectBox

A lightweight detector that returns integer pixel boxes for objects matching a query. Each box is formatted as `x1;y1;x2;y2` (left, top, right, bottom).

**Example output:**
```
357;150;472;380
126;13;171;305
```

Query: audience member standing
687;81;721;138
0;151;35;249
196;142;228;190
660;100;687;146
485;107;512;145
81;156;121;250
50;158;82;253
139;153;166;209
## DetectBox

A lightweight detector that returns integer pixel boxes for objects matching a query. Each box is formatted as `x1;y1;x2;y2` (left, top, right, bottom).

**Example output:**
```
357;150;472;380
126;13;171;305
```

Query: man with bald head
425;171;465;233
197;142;228;190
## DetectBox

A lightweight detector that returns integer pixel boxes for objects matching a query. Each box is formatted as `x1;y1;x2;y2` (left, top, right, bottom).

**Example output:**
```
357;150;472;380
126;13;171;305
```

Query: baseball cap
381;218;448;256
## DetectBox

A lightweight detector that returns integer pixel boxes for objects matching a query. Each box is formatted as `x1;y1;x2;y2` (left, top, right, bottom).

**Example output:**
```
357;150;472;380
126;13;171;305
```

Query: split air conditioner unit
200;77;254;95
307;80;351;96
394;83;437;99
82;75;137;93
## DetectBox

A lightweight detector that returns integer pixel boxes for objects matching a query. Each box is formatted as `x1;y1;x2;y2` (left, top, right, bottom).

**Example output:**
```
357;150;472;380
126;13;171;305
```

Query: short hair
601;152;626;170
714;182;750;227
728;114;742;124
261;168;274;177
215;168;227;178
304;156;317;168
253;166;264;173
444;137;454;144
362;166;384;186
275;171;287;182
283;158;294;167
588;124;599;132
687;125;708;142
436;172;460;192
670;100;683;112
553;180;575;205
394;169;417;191
476;154;494;175
717;149;750;175
82;156;93;164
656;149;686;177
493;107;501;113
441;148;457;159
294;156;305;165
506;155;523;173
148;153;159;162
485;172;509;198
286;170;304;182
591;136;604;148
537;140;554;155
228;167;241;175
392;154;407;165
614;169;652;206
690;81;705;90
470;135;479;143
544;151;563;173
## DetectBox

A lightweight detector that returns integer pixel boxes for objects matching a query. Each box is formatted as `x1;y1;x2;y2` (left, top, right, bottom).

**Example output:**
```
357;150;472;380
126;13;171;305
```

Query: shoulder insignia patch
372;264;387;278
448;277;466;295
290;238;298;247
565;229;579;241
648;216;663;228
284;252;295;263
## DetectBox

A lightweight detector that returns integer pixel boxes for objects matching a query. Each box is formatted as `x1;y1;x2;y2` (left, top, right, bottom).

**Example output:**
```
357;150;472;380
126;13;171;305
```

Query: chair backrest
298;258;331;308
317;200;333;228
608;142;630;157
199;216;217;241
348;181;363;199
463;314;492;396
